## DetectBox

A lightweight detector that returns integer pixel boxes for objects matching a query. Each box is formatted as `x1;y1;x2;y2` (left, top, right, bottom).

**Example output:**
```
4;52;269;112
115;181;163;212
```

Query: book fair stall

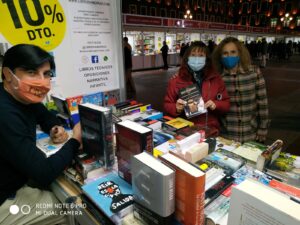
0;1;300;225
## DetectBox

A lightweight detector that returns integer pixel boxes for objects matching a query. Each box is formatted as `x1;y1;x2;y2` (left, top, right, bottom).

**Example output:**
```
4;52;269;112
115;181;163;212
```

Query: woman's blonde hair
212;37;252;73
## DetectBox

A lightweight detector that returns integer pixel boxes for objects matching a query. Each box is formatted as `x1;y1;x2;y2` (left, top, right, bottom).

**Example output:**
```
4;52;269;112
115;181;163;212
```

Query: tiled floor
131;55;300;155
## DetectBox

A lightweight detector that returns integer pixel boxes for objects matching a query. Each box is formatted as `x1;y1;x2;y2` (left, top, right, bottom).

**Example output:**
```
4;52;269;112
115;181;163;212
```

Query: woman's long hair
212;37;251;73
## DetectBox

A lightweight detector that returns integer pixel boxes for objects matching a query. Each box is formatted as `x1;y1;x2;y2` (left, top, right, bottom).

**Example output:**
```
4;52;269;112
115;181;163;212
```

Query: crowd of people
164;37;269;143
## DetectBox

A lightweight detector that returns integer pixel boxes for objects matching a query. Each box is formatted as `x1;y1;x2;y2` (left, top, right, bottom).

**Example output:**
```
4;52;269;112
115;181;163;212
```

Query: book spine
102;109;115;169
162;172;175;217
141;131;154;154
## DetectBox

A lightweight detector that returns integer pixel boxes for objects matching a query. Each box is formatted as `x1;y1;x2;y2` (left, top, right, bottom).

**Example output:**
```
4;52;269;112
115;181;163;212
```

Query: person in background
123;37;136;96
212;37;269;143
164;41;230;136
0;44;82;224
160;41;169;70
260;38;268;68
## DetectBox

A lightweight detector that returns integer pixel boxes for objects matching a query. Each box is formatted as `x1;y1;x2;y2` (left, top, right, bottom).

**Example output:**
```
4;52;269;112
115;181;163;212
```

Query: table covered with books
47;98;300;225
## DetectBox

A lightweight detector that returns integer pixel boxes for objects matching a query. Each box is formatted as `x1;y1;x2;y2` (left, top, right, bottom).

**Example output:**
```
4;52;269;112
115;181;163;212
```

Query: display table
51;176;101;225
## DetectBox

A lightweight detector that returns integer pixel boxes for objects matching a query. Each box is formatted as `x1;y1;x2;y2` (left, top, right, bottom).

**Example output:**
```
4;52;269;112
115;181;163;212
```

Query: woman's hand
176;98;186;114
50;125;69;144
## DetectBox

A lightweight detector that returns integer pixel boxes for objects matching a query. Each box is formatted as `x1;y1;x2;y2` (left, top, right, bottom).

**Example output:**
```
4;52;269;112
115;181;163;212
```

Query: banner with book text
0;0;124;98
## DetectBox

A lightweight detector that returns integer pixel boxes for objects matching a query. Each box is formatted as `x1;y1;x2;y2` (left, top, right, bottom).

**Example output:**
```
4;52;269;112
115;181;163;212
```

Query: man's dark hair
1;44;55;80
123;37;128;42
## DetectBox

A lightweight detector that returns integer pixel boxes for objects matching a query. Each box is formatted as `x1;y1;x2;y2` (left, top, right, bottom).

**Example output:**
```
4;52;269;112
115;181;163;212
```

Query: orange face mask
10;71;51;103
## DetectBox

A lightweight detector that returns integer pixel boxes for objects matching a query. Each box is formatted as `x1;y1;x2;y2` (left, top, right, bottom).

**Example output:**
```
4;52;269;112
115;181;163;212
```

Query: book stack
131;152;175;225
79;103;114;170
116;120;153;183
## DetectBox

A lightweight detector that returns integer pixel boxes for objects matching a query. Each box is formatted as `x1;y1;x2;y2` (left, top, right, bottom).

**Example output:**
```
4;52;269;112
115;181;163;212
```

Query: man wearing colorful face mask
212;37;269;143
0;44;82;224
164;41;230;136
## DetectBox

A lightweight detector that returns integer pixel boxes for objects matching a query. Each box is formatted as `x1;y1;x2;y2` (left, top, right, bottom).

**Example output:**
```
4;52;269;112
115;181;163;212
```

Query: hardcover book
178;84;207;119
82;172;134;225
228;179;300;225
79;103;114;169
116;120;153;183
131;152;175;225
159;153;206;225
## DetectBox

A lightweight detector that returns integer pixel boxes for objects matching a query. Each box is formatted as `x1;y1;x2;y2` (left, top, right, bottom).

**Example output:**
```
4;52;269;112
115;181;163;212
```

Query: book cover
82;172;134;224
201;149;246;175
153;130;174;147
51;95;74;127
116;120;153;183
51;94;70;117
228;179;300;225
178;84;207;119
131;152;175;224
205;175;235;207
36;128;73;158
79;103;114;169
159;153;206;225
103;89;120;106
231;141;267;164
83;92;103;106
164;118;190;131
66;95;83;114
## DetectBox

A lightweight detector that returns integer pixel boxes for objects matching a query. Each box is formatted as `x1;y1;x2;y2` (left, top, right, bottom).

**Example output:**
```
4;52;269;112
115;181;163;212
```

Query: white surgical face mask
188;56;206;71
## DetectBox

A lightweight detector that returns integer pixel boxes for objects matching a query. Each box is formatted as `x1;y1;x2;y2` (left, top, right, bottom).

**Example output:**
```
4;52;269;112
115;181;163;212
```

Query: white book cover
228;179;300;225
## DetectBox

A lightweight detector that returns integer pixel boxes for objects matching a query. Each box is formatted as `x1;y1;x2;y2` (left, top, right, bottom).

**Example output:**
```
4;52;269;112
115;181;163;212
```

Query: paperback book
178;84;207;119
82;172;134;225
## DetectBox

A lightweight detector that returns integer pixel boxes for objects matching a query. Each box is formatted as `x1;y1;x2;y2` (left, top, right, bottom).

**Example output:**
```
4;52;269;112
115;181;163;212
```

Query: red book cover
159;153;206;225
66;95;83;113
116;120;153;183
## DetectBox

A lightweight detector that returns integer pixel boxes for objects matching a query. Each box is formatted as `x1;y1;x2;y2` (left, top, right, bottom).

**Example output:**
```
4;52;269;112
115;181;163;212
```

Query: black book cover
79;103;114;169
178;84;207;119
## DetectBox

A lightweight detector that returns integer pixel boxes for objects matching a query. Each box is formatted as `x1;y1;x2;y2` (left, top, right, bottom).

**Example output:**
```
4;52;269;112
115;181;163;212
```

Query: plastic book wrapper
179;84;207;119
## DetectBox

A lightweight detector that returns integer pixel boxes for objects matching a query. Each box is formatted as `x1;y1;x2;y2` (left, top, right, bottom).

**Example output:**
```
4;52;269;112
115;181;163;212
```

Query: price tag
0;0;66;51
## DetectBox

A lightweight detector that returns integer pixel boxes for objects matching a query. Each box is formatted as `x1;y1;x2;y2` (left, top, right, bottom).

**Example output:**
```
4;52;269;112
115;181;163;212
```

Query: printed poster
0;0;122;97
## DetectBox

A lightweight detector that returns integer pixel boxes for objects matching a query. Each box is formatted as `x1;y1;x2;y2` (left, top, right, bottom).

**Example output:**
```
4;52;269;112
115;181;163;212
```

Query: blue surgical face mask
188;56;206;72
221;56;240;69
